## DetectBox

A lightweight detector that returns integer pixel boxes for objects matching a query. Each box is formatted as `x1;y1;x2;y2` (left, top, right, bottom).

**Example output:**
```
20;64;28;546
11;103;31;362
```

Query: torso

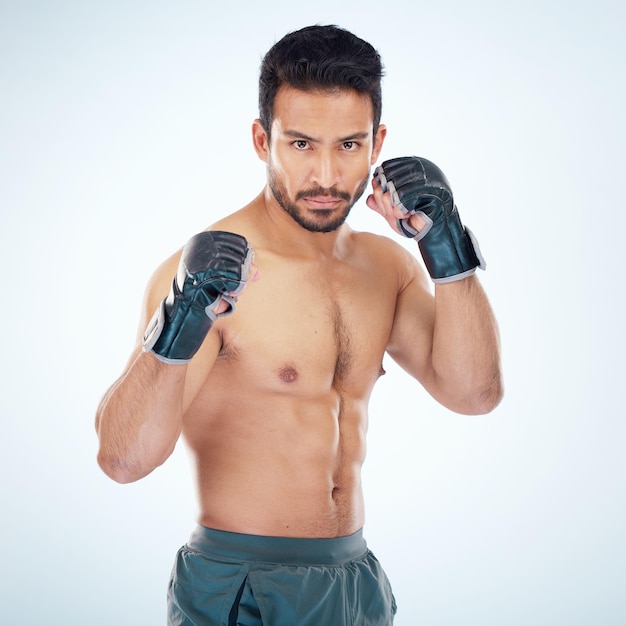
180;204;412;538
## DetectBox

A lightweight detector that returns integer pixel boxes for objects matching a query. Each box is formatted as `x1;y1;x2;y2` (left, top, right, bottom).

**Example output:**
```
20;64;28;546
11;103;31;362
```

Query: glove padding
142;231;253;363
375;156;485;283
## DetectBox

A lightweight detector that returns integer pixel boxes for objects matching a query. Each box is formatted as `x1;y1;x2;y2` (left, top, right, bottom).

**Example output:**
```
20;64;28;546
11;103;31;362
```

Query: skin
95;86;503;538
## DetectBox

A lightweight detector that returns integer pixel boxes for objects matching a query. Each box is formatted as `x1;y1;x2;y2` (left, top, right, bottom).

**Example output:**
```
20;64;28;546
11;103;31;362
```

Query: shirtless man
96;24;502;625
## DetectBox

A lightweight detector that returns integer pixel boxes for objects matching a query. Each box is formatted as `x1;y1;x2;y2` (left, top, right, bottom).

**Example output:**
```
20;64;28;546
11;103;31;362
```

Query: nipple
278;366;299;383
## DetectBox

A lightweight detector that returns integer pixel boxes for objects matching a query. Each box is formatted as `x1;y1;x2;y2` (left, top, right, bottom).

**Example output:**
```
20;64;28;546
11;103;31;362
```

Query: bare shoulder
351;229;409;257
348;229;429;292
206;202;259;238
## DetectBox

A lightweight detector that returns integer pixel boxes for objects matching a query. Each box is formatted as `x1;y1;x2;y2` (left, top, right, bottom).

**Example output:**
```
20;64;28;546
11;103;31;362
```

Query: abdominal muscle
182;384;369;539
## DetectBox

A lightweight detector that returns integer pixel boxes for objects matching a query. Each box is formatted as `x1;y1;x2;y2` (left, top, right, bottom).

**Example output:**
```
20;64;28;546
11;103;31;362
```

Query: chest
218;254;398;394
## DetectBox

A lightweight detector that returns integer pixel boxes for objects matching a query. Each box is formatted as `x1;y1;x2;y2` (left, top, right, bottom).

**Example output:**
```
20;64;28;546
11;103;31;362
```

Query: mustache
295;187;351;201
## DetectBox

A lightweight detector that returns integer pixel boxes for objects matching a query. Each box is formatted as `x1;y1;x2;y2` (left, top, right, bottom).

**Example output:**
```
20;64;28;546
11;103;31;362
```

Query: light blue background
1;1;624;624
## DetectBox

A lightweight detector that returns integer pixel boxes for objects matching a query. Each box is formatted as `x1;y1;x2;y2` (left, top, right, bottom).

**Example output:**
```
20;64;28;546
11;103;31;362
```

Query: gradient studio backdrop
1;1;624;624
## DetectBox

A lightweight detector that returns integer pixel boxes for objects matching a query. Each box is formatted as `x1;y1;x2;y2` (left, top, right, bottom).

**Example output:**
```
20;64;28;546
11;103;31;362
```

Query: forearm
96;350;186;483
430;275;502;414
95;231;253;483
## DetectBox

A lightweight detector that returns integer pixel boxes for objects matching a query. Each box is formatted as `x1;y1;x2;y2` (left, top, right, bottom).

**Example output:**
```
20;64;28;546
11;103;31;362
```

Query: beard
268;163;369;233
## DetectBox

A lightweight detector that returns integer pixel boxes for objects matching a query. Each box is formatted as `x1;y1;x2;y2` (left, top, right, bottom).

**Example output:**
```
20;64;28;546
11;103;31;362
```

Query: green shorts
167;526;397;625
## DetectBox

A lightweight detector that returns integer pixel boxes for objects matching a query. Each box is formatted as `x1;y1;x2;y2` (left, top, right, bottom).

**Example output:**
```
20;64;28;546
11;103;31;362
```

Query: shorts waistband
186;525;368;566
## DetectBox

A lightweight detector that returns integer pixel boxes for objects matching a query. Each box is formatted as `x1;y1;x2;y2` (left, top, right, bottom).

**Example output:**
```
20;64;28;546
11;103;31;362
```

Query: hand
212;260;260;315
143;231;255;363
370;156;485;283
367;175;428;235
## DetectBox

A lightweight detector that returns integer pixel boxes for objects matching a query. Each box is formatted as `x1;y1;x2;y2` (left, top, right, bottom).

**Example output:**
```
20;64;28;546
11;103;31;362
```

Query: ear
370;123;387;164
252;119;270;162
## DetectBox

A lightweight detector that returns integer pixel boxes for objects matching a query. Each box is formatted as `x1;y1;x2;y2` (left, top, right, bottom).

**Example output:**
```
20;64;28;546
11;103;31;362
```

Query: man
96;24;502;625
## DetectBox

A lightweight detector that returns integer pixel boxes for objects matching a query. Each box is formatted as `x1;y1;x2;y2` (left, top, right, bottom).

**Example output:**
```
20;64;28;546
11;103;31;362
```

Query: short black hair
259;25;384;137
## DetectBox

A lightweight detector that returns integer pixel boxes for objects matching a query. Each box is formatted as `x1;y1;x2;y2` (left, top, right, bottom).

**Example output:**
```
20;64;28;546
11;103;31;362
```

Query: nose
310;150;340;189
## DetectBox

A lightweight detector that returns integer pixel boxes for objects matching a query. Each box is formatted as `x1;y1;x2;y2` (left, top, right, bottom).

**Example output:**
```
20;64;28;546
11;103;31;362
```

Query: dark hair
259;25;384;137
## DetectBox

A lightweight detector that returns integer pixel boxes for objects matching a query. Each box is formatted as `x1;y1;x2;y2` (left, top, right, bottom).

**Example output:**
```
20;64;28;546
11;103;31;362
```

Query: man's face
255;86;386;233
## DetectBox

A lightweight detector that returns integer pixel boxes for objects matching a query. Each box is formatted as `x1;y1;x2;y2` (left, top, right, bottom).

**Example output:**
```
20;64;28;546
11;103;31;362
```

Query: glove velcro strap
418;217;486;284
142;282;216;364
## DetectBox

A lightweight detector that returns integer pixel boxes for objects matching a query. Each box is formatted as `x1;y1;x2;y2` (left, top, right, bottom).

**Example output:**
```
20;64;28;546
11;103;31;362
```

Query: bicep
386;261;436;386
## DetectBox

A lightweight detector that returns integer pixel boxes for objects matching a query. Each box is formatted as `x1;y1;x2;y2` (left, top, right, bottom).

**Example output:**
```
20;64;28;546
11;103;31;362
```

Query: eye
293;140;309;150
342;141;358;151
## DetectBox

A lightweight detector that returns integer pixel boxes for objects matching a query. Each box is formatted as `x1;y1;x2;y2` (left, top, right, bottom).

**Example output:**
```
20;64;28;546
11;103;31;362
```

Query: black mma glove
375;156;485;283
142;231;254;363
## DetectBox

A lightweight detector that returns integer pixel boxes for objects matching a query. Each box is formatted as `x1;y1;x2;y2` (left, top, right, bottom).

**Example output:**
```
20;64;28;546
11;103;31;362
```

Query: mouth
302;196;344;209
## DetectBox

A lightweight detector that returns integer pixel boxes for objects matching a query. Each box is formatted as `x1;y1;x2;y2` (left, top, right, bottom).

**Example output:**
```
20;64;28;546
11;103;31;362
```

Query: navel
278;366;299;383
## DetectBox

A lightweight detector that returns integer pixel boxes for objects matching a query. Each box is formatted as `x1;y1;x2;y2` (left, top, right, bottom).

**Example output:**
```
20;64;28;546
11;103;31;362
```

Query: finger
225;263;260;302
367;177;383;209
407;213;428;233
214;296;234;315
366;193;382;214
370;176;393;213
249;262;261;282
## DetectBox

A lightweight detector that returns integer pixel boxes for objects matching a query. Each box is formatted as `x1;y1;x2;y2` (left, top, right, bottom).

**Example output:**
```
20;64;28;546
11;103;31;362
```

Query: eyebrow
283;129;370;143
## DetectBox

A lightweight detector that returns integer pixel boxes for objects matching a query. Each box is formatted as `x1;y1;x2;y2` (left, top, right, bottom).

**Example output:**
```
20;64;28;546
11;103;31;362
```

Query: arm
95;231;254;483
95;346;195;484
388;270;502;415
368;157;503;415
